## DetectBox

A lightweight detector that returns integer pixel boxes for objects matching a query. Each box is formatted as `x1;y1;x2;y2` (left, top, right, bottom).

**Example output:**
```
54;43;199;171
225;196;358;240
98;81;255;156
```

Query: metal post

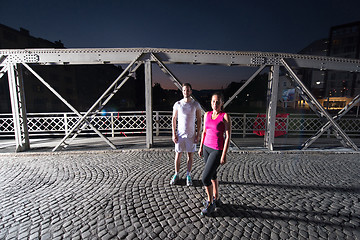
111;112;114;138
264;65;280;151
7;63;30;152
145;60;153;148
64;113;68;135
156;111;160;136
243;113;246;138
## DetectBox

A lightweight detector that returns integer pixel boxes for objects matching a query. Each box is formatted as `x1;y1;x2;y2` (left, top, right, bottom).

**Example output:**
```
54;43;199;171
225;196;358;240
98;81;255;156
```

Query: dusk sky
1;0;360;89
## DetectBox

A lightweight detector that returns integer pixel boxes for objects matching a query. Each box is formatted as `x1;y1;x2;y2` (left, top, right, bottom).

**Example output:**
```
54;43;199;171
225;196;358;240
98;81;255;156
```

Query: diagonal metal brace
22;63;116;150
282;59;359;151
0;65;8;79
224;65;266;109
52;53;143;151
62;61;143;149
301;94;360;149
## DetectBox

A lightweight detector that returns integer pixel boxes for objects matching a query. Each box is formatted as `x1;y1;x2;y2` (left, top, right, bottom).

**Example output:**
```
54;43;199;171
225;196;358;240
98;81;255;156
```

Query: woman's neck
212;110;221;115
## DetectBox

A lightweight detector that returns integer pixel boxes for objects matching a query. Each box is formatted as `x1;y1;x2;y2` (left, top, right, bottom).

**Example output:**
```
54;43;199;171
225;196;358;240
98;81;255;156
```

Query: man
171;83;202;186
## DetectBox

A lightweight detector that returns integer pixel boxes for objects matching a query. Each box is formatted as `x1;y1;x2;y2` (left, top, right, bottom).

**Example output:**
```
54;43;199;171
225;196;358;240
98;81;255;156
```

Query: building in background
0;23;140;113
297;21;360;111
326;21;360;99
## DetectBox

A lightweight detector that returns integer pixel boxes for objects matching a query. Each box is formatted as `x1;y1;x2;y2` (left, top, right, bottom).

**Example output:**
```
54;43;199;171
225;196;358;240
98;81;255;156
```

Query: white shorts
175;136;196;153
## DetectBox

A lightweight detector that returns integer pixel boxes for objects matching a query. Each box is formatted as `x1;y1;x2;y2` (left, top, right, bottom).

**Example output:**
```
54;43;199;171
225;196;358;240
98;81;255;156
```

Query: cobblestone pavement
0;150;359;239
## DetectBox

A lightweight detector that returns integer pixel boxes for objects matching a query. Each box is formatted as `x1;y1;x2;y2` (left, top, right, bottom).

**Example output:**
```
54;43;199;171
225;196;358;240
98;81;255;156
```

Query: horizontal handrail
0;111;359;138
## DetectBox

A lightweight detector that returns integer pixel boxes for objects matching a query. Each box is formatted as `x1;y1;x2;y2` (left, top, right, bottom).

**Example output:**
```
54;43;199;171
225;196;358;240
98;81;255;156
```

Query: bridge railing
0;111;359;138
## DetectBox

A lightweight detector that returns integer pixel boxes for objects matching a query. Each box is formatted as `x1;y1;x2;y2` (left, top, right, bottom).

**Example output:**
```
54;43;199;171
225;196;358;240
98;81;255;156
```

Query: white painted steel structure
0;48;360;152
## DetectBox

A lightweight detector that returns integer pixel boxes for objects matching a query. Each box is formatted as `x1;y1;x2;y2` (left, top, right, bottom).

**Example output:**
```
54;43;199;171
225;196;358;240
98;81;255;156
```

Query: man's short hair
182;83;192;90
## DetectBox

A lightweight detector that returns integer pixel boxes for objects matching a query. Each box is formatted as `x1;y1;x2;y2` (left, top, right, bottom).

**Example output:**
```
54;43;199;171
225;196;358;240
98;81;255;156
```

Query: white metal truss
0;48;360;152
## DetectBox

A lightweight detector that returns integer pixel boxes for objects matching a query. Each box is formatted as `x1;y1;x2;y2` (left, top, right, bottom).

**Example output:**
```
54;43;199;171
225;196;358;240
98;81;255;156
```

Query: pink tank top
204;111;225;150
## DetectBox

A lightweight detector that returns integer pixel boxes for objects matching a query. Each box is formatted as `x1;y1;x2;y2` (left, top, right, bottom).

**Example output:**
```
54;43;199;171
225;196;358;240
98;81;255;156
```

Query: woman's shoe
201;201;216;216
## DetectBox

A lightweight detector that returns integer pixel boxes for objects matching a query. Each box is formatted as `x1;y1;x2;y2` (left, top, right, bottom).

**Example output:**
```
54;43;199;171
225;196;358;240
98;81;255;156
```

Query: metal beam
0;48;359;72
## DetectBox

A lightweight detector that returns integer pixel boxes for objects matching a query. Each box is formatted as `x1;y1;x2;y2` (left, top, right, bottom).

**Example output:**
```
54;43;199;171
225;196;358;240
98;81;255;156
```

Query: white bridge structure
0;48;360;152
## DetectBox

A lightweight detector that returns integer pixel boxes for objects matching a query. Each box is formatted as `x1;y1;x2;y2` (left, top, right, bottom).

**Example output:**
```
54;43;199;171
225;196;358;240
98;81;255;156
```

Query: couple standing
170;83;231;215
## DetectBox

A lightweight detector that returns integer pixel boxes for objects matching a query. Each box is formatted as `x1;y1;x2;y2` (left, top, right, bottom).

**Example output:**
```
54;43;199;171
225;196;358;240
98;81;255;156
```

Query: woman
198;92;231;215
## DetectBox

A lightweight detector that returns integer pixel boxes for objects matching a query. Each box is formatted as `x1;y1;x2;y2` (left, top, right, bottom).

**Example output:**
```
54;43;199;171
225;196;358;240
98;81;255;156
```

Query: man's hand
194;133;200;144
172;134;178;144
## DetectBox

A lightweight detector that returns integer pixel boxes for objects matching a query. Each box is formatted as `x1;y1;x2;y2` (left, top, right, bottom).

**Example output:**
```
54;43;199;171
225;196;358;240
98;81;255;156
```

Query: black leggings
202;145;222;186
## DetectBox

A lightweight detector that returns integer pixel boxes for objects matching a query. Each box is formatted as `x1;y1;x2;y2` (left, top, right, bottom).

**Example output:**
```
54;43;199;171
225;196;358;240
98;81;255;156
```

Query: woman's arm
198;112;208;157
220;113;231;165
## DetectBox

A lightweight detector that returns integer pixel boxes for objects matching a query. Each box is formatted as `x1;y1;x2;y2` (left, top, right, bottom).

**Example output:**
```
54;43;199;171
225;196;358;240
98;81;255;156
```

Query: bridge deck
0;144;359;239
1;135;360;154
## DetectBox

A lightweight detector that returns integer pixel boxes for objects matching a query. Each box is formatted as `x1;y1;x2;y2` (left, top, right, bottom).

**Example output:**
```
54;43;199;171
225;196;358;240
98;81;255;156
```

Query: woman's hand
198;147;203;158
220;155;227;165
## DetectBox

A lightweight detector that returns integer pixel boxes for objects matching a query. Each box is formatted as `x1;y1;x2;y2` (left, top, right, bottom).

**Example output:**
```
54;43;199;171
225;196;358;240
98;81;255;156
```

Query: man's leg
175;152;182;173
186;152;193;173
186;152;194;186
170;152;182;185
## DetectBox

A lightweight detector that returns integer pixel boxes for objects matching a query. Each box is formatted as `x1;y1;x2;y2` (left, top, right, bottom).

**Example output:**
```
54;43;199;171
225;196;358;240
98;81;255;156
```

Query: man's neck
183;97;192;103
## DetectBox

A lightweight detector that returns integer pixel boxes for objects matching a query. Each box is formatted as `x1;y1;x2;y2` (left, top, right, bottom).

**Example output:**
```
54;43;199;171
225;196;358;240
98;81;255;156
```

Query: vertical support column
243;113;246;138
145;60;153;148
264;65;280;151
7;63;30;152
111;112;115;138
155;111;160;136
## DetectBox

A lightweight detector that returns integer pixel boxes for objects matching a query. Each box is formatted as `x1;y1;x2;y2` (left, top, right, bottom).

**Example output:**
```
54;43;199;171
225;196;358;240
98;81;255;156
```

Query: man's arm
172;109;178;143
195;109;202;143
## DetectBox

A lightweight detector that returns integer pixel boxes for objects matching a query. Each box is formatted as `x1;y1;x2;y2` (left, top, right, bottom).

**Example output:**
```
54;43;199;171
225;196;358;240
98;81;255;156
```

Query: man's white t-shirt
173;99;201;138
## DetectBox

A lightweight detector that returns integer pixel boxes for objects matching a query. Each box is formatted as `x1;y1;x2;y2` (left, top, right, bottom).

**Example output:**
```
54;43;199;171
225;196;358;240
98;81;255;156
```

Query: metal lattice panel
113;115;146;130
27;117;65;132
288;118;322;132
1;112;359;138
0;118;14;132
157;115;172;129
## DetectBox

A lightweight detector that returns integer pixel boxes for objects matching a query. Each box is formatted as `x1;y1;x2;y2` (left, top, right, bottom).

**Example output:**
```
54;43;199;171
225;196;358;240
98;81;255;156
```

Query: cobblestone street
0;150;359;239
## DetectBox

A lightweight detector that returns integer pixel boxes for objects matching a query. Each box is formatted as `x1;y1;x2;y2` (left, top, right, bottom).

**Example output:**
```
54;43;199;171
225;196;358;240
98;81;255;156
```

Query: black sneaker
203;196;221;207
201;201;216;216
214;196;222;207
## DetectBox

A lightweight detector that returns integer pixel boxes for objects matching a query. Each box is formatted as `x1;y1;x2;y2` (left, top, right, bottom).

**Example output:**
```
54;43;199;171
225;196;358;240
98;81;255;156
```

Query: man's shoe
201;201;216;216
170;174;178;185
186;175;193;186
